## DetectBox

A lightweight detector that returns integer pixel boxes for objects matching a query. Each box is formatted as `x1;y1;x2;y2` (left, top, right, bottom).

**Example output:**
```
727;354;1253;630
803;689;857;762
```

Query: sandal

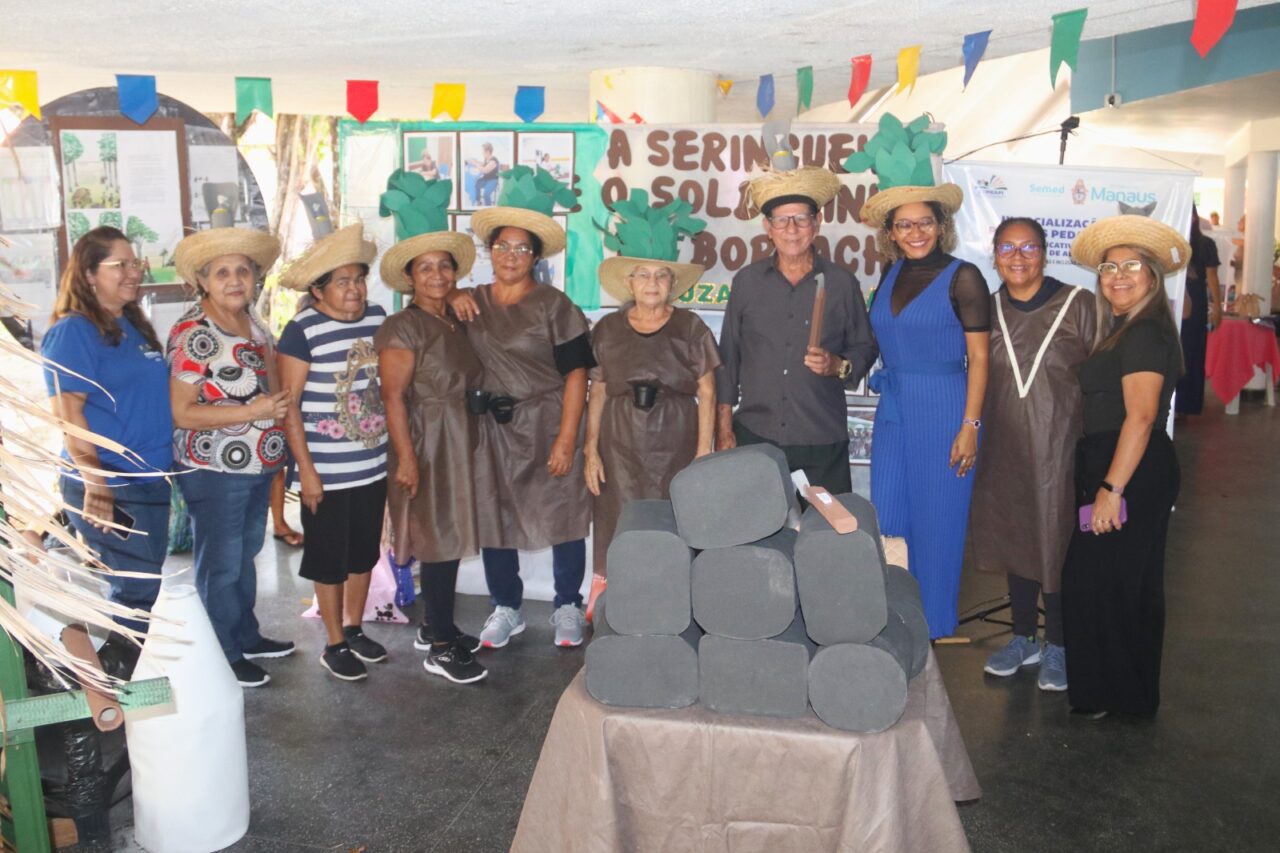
273;529;304;547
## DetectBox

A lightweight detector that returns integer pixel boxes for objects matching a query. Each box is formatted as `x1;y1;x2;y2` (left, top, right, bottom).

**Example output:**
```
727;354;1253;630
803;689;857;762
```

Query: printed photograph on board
847;405;875;465
517;132;576;211
459;131;514;211
403;132;459;210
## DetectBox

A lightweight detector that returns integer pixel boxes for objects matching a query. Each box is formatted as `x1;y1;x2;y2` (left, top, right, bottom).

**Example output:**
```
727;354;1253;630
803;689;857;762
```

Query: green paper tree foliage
599;190;706;262
379;169;453;240
496;165;578;215
842;113;947;189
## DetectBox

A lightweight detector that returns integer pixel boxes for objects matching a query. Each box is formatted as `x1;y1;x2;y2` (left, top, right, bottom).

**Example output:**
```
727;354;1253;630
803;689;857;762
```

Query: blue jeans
482;540;585;610
60;474;170;634
178;468;274;663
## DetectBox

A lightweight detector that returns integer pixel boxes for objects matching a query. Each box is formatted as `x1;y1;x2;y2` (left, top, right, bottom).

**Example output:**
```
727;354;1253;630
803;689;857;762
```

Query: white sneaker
479;606;525;649
551;604;587;647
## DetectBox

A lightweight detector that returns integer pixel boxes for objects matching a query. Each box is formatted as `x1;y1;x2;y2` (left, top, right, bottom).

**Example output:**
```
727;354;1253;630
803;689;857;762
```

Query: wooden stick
59;625;124;732
807;272;826;350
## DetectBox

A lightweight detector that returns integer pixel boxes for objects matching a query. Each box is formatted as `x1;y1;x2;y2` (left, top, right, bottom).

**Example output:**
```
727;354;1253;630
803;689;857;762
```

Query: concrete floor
95;389;1277;852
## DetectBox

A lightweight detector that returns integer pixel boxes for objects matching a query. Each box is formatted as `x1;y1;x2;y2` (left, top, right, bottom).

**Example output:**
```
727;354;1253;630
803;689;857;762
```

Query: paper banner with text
116;74;157;125
1191;0;1238;58
431;83;466;120
347;80;378;123
962;31;991;90
0;69;41;119
514;86;545;122
848;55;872;107
593;123;885;309
235;77;273;124
1050;8;1089;88
897;45;922;94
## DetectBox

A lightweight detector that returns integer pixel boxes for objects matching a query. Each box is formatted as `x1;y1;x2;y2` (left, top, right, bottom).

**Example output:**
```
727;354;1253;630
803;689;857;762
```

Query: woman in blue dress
862;183;991;639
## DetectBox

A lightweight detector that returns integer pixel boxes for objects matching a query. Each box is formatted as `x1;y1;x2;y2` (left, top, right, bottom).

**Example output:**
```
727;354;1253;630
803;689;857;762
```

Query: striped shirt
277;304;387;490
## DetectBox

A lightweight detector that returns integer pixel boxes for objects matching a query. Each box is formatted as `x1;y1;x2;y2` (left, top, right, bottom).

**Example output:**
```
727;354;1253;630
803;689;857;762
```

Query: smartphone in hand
110;504;136;540
1078;499;1128;532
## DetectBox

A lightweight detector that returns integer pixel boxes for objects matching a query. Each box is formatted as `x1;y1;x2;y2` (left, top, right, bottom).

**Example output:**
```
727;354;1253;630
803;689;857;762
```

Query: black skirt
1061;429;1180;715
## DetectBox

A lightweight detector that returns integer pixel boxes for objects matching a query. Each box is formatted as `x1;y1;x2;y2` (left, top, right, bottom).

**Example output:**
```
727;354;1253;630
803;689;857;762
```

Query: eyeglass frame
627;268;675;285
1097;259;1147;278
97;259;147;273
492;241;536;256
891;217;938;235
766;213;819;230
994;242;1044;259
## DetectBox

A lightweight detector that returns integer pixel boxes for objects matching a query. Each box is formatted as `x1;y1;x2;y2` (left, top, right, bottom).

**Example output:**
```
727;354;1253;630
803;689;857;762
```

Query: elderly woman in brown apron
969;218;1094;692
375;171;492;685
449;166;594;650
584;193;718;603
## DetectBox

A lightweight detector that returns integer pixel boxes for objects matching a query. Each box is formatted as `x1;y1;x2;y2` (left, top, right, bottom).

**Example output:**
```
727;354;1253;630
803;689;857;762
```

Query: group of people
43;121;1186;718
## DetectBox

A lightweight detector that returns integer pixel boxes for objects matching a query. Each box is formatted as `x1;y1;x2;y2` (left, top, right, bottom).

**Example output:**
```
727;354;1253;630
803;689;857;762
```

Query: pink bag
301;548;409;624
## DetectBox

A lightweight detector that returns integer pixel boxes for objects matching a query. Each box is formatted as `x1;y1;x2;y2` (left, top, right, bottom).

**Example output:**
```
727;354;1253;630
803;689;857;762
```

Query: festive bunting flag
717;79;733;96
431;83;465;120
115;74;157;125
604;74;614;90
596;100;623;124
235;77;273;124
514;86;545;122
757;74;775;117
1050;8;1089;88
897;45;922;94
962;30;992;90
628;113;645;123
347;80;378;123
848;55;872;107
0;69;41;119
1191;0;1237;58
797;66;814;114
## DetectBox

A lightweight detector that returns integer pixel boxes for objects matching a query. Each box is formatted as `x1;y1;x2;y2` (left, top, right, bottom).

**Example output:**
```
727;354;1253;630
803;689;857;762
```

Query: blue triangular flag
514;86;545;123
962;31;992;90
757;74;775;118
116;74;158;125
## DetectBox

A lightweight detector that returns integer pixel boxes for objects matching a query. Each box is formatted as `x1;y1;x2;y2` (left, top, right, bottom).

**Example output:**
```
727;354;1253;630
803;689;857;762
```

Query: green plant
841;113;947;188
496;165;576;214
598;190;705;261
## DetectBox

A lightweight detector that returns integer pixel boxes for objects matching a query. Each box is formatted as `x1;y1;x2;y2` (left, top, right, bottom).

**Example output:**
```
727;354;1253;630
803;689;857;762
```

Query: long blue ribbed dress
870;257;975;638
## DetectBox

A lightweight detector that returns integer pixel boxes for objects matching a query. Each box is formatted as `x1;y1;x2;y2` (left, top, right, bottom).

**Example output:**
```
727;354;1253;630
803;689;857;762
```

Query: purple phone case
1079;499;1128;531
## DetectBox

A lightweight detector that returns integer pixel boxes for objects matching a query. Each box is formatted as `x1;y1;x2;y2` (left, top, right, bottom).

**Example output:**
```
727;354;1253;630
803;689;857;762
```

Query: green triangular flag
1049;8;1089;89
796;66;814;114
235;77;273;125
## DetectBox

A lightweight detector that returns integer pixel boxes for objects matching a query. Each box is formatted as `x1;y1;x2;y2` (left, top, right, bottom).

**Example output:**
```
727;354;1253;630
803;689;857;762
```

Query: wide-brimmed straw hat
174;228;281;286
747;167;843;216
469;164;577;258
598;257;703;303
279;223;378;292
471;207;565;257
858;183;964;229
1070;215;1191;274
380;232;476;293
597;189;706;303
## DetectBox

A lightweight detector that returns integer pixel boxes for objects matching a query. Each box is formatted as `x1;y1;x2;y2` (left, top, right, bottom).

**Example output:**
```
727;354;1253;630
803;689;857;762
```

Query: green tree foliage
67;211;91;245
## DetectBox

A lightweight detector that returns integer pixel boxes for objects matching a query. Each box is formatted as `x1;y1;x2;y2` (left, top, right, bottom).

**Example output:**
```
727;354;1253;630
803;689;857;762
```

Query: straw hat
858;183;964;229
1070;215;1191;274
747;166;843;216
279;223;377;292
598;257;703;303
380;232;476;293
471;207;566;257
174;228;281;286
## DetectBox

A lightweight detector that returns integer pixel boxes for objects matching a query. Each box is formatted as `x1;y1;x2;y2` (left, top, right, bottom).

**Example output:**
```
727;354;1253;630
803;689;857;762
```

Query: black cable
944;127;1065;163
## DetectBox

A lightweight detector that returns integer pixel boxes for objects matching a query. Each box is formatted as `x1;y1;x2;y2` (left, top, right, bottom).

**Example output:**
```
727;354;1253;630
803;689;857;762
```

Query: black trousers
1008;574;1063;646
1062;430;1179;715
733;420;853;495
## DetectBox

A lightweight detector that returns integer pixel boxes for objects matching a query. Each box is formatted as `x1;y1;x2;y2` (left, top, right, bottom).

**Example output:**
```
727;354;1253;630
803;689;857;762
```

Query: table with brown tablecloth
512;650;979;853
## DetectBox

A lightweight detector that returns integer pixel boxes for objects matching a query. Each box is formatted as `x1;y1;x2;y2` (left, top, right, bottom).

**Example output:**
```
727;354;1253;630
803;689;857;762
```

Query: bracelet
962;418;981;429
1100;480;1124;496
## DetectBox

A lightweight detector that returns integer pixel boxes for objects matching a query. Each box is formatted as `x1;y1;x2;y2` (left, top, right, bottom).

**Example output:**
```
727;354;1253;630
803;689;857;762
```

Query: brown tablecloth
512;650;979;853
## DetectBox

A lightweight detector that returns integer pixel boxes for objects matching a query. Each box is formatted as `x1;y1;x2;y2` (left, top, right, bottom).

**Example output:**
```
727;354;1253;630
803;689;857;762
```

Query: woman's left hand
949;425;978;477
547;436;576;477
1089;488;1124;534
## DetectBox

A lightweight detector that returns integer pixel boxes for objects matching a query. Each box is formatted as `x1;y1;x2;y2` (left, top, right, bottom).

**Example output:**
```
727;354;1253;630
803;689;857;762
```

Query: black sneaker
320;643;368;681
342;626;388;663
242;637;296;659
424;641;488;684
231;659;271;687
414;623;481;654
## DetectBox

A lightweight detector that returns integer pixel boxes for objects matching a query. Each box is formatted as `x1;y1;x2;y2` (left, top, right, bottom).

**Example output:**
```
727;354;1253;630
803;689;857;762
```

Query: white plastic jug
126;583;250;852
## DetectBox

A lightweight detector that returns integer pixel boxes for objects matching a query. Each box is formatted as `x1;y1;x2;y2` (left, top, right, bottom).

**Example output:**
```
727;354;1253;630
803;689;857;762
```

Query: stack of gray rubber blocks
585;444;930;733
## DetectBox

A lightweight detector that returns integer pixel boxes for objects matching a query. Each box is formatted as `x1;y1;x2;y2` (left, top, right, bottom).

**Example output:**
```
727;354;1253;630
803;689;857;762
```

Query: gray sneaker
1038;643;1068;692
983;635;1041;676
551;604;587;648
479;606;525;649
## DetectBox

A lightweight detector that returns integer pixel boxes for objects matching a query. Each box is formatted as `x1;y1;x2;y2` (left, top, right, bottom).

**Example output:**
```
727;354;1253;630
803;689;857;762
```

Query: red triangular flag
1190;0;1237;58
848;55;872;107
347;80;378;123
596;100;624;124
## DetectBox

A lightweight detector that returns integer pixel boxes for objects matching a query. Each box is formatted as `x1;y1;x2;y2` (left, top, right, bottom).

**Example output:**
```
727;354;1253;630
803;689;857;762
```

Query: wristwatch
837;358;853;380
1100;480;1124;496
962;418;981;429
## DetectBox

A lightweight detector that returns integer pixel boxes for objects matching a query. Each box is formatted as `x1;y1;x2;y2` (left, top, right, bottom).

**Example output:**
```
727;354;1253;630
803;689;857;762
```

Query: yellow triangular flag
717;78;733;96
896;45;922;94
431;83;466;120
0;69;41;119
604;74;614;90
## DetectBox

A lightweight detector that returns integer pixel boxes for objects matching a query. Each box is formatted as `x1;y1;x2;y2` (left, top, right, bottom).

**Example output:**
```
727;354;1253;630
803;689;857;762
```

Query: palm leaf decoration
597;189;707;262
379;169;453;240
495;165;577;214
842;113;947;189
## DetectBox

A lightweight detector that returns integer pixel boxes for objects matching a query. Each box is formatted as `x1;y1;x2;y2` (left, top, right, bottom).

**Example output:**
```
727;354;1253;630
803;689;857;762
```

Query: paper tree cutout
841;113;946;188
599;189;706;262
379;169;453;240
495;165;577;215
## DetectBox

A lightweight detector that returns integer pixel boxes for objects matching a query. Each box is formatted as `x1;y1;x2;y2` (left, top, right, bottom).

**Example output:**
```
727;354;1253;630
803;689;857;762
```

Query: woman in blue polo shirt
42;226;173;632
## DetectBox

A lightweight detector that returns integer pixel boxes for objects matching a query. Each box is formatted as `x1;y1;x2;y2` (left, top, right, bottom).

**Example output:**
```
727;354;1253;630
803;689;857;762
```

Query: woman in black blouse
1062;215;1187;719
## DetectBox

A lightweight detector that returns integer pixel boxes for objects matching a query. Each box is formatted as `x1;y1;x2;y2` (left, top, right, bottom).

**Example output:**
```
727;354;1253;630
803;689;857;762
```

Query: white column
587;67;717;123
1243;151;1278;314
1223;164;1247;232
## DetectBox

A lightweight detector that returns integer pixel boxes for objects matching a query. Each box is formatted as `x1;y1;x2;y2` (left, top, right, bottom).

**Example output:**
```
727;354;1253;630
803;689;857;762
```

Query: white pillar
1223;164;1247;233
588;67;717;123
1243;151;1278;314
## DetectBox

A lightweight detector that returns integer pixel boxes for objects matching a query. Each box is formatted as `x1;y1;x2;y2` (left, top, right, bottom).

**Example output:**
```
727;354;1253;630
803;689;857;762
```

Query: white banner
943;160;1196;316
592;124;884;308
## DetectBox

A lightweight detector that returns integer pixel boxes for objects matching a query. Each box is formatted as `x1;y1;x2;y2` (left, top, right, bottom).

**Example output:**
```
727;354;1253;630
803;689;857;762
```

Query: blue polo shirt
41;313;174;480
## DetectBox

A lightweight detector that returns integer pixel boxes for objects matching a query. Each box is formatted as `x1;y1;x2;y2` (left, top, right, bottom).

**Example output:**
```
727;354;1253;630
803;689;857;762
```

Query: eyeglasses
767;213;817;230
628;270;674;285
892;217;937;235
1097;259;1145;278
492;242;534;256
98;259;145;272
995;242;1043;258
